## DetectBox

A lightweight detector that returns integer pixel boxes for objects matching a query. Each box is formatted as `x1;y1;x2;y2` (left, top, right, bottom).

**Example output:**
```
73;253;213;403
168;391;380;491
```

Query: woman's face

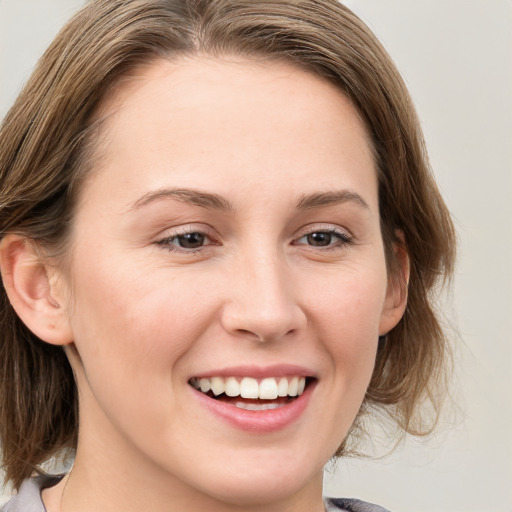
59;57;404;506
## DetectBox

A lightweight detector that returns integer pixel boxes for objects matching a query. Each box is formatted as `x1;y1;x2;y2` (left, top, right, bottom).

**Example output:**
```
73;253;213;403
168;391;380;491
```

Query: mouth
189;375;312;411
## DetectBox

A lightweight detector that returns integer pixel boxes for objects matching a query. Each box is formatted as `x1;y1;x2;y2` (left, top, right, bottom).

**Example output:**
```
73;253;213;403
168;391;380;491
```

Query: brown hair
0;0;456;490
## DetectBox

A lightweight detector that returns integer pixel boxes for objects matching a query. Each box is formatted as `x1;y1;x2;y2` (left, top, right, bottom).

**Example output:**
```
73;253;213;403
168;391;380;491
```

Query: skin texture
1;57;407;512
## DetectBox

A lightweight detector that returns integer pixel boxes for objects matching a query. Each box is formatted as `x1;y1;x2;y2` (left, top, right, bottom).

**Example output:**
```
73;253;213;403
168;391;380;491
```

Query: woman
0;1;456;511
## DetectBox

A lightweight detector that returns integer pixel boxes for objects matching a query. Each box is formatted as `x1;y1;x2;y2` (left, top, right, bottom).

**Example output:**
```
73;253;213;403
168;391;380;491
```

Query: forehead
83;56;377;208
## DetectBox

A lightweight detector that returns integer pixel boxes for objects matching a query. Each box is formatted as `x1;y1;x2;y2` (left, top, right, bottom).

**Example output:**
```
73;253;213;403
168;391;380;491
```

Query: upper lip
191;364;317;380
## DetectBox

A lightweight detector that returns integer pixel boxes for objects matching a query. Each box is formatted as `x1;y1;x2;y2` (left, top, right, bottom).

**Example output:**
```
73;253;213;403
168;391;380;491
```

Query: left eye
295;230;350;247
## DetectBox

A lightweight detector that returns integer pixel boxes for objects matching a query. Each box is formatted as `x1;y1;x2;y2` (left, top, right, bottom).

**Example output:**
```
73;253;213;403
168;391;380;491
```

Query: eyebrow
296;190;370;210
128;187;369;213
128;187;234;212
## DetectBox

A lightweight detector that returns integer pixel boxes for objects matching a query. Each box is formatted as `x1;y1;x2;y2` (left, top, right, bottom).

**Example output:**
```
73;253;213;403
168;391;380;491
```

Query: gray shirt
2;475;391;512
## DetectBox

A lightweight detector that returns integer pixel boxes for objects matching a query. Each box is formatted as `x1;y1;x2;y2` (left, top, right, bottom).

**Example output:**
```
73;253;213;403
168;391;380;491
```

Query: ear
0;234;73;345
379;236;410;336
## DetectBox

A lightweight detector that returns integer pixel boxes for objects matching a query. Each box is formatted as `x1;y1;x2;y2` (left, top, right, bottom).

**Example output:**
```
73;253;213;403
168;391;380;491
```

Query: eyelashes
156;225;353;254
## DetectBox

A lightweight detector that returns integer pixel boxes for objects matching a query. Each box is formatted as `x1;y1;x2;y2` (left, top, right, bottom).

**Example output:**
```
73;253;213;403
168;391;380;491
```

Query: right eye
170;232;206;249
156;229;214;253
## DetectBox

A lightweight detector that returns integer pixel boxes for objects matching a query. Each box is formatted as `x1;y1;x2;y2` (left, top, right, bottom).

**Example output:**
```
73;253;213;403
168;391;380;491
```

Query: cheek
306;262;387;381
66;254;215;385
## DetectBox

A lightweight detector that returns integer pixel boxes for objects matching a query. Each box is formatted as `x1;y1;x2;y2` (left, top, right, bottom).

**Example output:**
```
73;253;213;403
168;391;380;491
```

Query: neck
43;455;325;512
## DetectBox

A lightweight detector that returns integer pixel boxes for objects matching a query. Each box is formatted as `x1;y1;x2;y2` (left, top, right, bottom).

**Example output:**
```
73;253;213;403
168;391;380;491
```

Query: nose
220;250;306;343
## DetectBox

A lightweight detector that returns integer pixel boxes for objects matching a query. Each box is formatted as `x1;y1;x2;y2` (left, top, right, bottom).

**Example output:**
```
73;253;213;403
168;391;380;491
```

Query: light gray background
1;1;511;511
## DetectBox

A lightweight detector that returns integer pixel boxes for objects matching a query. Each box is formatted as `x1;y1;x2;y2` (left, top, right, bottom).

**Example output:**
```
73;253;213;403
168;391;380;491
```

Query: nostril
236;329;264;342
234;327;298;343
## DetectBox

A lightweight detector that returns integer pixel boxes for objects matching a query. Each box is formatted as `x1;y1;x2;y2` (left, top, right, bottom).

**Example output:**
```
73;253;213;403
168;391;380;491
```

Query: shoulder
325;497;392;512
1;475;64;512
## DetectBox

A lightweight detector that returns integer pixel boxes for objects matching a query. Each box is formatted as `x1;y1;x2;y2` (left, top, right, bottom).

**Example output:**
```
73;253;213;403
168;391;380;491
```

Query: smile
188;367;316;431
189;376;307;401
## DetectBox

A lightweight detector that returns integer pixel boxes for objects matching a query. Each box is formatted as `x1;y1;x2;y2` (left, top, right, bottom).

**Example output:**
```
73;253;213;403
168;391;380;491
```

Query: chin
172;444;326;508
195;469;318;507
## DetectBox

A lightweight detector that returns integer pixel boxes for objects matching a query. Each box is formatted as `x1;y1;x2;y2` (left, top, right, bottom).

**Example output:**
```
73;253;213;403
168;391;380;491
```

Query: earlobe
0;234;73;346
379;239;410;336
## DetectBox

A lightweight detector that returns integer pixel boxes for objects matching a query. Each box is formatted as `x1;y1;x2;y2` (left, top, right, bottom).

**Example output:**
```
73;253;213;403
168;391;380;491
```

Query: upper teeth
190;376;307;400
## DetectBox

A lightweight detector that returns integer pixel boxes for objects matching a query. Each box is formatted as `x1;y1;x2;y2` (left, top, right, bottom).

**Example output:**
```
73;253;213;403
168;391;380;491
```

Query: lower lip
190;381;316;433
